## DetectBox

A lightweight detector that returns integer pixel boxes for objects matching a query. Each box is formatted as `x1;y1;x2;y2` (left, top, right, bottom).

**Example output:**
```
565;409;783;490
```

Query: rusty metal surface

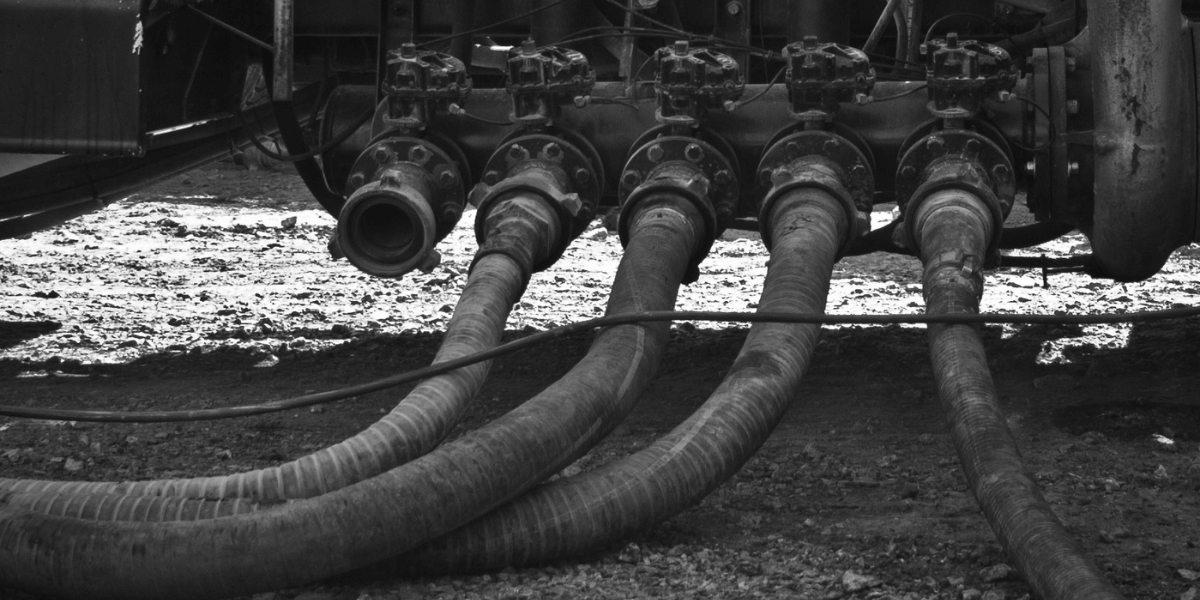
1089;0;1197;281
0;0;143;155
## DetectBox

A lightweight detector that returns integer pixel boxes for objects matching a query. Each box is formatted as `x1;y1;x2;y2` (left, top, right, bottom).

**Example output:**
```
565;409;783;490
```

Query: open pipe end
337;180;439;278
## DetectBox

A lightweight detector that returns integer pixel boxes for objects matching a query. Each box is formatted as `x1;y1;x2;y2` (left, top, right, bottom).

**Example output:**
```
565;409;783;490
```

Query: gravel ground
0;162;1198;600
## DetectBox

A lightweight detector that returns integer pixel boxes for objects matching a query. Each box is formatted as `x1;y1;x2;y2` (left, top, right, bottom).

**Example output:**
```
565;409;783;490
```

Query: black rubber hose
388;185;848;574
847;219;1075;257
999;220;1075;249
0;191;704;600
913;188;1124;600
271;99;346;217
0;194;559;515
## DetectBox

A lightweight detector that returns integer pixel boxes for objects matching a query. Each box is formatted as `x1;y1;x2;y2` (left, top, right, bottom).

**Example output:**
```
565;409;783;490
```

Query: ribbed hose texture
390;187;848;574
0;201;547;519
917;190;1124;600
0;196;700;600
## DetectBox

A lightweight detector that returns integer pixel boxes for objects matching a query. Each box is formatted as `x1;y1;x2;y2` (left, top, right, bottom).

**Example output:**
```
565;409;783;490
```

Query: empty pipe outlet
337;167;439;278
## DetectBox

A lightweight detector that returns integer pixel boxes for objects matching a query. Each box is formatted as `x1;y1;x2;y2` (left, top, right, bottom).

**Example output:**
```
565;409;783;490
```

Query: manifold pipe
0;193;562;517
912;188;1124;600
0;192;704;600
387;185;849;574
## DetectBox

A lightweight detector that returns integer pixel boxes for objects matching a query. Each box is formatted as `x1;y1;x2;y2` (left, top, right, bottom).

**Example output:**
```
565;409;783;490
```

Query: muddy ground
0;162;1198;600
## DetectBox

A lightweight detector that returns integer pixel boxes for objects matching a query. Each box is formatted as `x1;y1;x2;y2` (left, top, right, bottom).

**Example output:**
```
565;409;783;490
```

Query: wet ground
0;162;1197;599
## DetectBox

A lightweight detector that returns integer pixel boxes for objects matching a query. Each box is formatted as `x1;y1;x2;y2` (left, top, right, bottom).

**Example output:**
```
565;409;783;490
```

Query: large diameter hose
391;186;848;574
0;194;558;516
0;193;703;600
914;189;1124;600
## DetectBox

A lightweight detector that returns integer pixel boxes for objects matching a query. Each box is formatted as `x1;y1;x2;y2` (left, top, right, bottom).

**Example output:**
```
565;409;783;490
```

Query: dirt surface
1;162;1198;600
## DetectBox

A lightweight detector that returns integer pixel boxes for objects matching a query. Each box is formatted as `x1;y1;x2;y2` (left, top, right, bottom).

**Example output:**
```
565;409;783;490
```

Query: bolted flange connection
469;129;603;274
654;41;744;126
783;36;876;122
920;33;1017;121
756;130;873;256
617;131;739;282
894;127;1016;261
383;43;472;129
506;40;596;127
335;136;468;278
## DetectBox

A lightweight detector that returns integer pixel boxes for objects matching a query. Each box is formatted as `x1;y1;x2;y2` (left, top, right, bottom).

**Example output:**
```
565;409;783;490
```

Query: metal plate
0;0;143;155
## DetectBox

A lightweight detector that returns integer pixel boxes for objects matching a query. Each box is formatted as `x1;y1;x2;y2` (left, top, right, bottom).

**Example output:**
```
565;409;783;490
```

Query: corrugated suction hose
0;194;558;516
388;186;849;573
0;191;705;600
913;188;1124;600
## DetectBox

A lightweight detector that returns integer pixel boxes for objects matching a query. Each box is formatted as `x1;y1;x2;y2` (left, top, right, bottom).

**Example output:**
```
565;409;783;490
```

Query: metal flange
469;131;603;271
618;135;738;225
345;136;468;237
895;129;1016;260
617;134;738;282
895;128;1016;215
756;130;874;255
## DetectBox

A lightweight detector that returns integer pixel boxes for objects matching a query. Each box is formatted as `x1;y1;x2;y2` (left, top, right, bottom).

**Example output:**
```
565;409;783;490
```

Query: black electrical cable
5;305;1200;423
236;106;374;163
922;12;1005;44
589;96;641;110
447;103;514;126
259;55;346;217
729;66;786;109
598;0;692;39
872;84;929;102
1008;96;1057;153
422;0;573;47
184;5;274;53
999;254;1091;269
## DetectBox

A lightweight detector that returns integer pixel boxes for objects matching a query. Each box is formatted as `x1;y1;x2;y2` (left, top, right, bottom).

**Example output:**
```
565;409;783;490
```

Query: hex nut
408;145;430;164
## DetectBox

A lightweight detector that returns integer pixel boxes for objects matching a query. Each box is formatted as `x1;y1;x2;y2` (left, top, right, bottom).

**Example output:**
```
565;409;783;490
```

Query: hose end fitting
618;131;737;282
756;129;873;255
336;136;468;278
470;131;603;278
895;128;1015;263
337;170;441;277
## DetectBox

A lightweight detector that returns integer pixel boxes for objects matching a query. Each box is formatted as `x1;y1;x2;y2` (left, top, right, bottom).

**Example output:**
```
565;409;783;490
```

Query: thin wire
554;25;689;46
730;66;786;109
448;104;514;126
598;0;691;38
235;106;373;163
185;5;274;53
1008;96;1056;153
872;84;928;102
7;304;1200;423
923;12;1005;44
590;96;641;110
422;0;572;47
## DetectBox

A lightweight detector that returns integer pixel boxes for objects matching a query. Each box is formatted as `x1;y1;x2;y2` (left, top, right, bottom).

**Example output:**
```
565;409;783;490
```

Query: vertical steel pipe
787;0;844;43
1089;0;1196;280
272;0;294;102
913;188;1124;600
